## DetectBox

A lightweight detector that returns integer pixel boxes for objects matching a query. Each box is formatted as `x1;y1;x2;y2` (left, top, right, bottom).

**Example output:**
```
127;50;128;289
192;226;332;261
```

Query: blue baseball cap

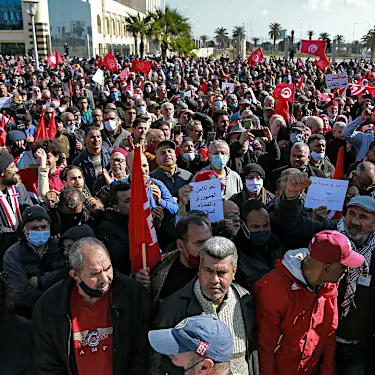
148;316;233;362
347;195;375;214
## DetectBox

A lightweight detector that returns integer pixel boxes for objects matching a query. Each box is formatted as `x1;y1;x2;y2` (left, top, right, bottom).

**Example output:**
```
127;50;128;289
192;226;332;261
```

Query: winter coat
253;249;338;375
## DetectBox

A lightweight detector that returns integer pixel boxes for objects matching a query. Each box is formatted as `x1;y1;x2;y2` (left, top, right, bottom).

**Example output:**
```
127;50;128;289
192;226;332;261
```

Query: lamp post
23;0;39;71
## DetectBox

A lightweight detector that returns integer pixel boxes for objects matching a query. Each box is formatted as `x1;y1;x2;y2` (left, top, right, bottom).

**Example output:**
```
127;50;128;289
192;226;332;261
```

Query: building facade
0;0;160;57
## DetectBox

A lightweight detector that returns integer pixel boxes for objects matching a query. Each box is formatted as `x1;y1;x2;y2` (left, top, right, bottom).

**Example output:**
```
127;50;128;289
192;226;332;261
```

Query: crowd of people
1;52;375;375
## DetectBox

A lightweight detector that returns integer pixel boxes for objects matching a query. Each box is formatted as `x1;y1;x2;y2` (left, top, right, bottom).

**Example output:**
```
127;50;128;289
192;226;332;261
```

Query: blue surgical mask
229;102;238;111
27;230;50;247
183;152;195;162
215;101;223;110
66;124;75;132
211;154;228;169
245;178;263;193
290;133;303;144
137;106;145;114
311;151;325;162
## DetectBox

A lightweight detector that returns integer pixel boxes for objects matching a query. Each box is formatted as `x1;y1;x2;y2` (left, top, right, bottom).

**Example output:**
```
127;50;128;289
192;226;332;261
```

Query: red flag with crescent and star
273;83;295;104
300;40;326;57
103;52;118;73
131;60;153;74
248;48;264;67
46;50;64;69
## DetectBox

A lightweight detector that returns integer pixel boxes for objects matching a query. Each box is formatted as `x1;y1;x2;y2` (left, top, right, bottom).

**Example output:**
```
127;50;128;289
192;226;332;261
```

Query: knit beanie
0;149;14;174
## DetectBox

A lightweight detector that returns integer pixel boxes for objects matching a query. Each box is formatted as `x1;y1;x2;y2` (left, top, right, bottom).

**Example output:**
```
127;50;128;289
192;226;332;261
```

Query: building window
106;17;110;35
117;20;120;36
97;15;101;34
111;19;115;36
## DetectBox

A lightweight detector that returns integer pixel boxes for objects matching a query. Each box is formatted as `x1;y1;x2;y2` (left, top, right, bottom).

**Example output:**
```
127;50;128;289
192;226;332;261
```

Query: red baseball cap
309;230;364;268
194;170;224;187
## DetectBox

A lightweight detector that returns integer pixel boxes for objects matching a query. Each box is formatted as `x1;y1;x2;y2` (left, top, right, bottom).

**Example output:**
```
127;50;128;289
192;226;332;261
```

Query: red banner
35;109;48;141
131;60;153;74
46;50;64;69
300;40;326;57
129;148;161;272
273;83;295;104
248;48;264;67
103;52;118;73
47;111;57;139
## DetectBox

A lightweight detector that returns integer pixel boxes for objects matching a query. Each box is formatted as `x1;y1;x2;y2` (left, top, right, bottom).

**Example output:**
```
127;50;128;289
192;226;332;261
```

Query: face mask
79;278;110;298
327;112;336;119
246;178;263;193
290;133;303;144
311;151;325;162
137;106;145;114
250;230;272;246
66;124;75;132
214;101;223;110
183;152;195;162
27;230;50;247
229;102;238;111
145;86;152;93
74;119;81;127
111;92;118;101
105;119;117;132
211;154;228;169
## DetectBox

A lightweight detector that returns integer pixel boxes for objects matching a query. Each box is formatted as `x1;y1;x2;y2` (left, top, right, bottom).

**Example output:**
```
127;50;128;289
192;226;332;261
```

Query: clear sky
166;0;374;44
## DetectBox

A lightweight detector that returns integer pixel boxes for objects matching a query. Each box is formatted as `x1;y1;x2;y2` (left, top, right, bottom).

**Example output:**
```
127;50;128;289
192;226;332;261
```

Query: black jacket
32;274;151;375
150;277;258;375
3;237;65;318
96;210;131;275
234;230;284;291
0;311;36;375
230;187;275;208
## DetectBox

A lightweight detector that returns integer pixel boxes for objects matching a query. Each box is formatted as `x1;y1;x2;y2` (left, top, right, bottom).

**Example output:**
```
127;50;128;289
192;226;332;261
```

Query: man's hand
239;131;254;146
262;127;273;143
178;185;193;206
29;276;38;288
150;184;162;204
360;108;372;123
26;135;34;143
253;139;262;150
285;172;312;199
278;140;289;150
44;190;60;208
102;168;113;185
35;148;47;168
75;139;83;151
86;197;103;213
312;206;328;221
134;268;150;289
151;206;164;225
215;219;236;238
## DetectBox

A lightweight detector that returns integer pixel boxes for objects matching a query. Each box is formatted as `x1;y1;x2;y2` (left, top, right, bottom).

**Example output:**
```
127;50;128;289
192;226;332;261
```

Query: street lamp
23;0;39;71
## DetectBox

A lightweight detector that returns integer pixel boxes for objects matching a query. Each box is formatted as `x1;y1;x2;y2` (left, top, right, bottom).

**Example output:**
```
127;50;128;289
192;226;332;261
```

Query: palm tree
252;37;260;47
268;23;282;53
307;30;314;40
149;6;191;59
335;34;344;51
319;32;330;41
214;27;229;49
362;28;375;61
352;40;361;55
232;26;246;41
200;35;208;48
124;12;153;58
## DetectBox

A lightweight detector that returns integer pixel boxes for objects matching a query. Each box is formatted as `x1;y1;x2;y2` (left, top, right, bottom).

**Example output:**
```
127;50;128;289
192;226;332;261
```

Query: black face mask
60;211;84;232
79;279;110;298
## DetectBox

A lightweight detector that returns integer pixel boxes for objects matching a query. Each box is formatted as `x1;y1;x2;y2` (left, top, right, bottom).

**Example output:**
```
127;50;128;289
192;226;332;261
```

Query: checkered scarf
337;218;375;317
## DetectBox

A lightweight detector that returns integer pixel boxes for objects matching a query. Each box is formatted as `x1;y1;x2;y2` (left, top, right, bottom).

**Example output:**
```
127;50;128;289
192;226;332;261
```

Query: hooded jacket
253;249;338;375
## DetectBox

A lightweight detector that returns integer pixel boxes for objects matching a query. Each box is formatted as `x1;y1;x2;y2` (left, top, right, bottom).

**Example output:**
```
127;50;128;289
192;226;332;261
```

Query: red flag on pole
273;83;295;104
314;53;330;72
123;80;134;96
46;50;64;69
300;40;326;57
248;48;264;67
129;147;161;272
296;74;305;91
34;109;48;141
97;56;103;68
118;68;129;81
47;111;57;139
103;52;118;73
199;81;209;95
274;99;290;122
138;76;145;89
16;57;23;74
131;60;153;74
333;146;345;180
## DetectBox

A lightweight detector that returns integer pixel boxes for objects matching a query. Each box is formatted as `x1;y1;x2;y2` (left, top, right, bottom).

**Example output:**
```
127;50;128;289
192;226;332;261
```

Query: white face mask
245;178;263;193
183;152;195;161
104;119;117;132
311;151;325;162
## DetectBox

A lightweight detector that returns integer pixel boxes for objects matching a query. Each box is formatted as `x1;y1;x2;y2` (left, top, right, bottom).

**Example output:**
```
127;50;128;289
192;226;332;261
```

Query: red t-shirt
70;287;113;375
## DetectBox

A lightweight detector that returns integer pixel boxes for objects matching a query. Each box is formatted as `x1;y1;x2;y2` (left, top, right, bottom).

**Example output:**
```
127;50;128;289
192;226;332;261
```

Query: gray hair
161;102;174;112
357;161;375;174
69;237;109;272
200;236;238;268
291;142;310;155
208;140;230;155
332;121;346;132
187;120;202;132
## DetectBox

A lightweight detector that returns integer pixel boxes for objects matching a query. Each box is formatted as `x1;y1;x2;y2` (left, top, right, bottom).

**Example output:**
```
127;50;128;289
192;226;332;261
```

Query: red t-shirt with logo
70;287;113;375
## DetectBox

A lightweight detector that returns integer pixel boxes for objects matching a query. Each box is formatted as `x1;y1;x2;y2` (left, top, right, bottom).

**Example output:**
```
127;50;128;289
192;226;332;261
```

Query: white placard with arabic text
325;72;348;89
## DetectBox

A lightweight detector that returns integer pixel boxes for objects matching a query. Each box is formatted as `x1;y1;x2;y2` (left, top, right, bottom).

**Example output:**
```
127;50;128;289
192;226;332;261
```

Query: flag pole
142;243;147;270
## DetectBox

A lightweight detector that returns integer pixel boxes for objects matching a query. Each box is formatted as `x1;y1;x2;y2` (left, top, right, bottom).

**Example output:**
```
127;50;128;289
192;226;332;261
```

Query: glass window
0;0;22;30
97;15;101;34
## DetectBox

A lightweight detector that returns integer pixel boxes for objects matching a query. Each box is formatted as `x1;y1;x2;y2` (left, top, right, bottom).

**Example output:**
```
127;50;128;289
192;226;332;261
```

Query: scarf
160;164;177;174
0;186;21;229
337;217;375;317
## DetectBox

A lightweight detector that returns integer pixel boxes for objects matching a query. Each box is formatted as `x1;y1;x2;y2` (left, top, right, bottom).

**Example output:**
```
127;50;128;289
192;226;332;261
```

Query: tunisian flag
314;53;330;72
46;50;64;69
35;109;48;141
300;40;326;57
103;52;118;73
273;83;295;104
129;147;161;272
131;59;153;74
47;111;57;138
248;48;264;67
274;99;290;122
296;74;305;90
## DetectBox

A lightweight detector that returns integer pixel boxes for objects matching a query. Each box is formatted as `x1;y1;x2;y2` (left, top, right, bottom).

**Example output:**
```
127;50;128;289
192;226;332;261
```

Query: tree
252;37;260;47
307;30;314;40
362;28;375;61
232;26;246;41
149;6;191;59
215;27;229;49
319;32;330;41
269;23;282;53
124;12;153;58
335;34;344;51
200;35;208;48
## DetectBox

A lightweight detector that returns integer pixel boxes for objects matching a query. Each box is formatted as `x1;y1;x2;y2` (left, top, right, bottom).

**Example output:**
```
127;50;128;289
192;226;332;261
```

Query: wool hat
6;130;26;147
243;163;265;179
0;149;14;174
21;206;51;228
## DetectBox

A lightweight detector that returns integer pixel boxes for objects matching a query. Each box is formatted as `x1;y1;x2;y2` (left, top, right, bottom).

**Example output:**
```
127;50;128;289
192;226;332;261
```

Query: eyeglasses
111;158;125;164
